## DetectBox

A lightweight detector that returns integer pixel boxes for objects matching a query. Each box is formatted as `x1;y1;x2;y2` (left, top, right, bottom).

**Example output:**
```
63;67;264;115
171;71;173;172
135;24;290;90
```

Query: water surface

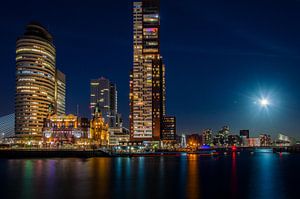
0;152;299;199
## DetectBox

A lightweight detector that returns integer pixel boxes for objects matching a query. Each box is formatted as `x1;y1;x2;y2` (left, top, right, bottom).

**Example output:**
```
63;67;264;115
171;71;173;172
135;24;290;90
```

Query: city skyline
1;0;300;138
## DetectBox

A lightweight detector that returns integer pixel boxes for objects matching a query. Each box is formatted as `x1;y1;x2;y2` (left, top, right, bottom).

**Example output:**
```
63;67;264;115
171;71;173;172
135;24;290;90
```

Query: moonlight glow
259;98;270;107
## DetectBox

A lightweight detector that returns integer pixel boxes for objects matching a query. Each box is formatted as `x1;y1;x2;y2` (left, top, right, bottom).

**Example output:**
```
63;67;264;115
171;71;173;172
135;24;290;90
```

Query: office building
130;0;172;141
109;127;130;146
161;116;176;140
201;129;213;145
15;22;56;136
55;69;66;115
15;22;66;137
0;114;15;139
90;77;121;128
213;126;230;146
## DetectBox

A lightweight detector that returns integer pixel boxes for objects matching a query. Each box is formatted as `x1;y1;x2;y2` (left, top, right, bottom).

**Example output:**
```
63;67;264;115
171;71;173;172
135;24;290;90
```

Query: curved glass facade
15;23;56;136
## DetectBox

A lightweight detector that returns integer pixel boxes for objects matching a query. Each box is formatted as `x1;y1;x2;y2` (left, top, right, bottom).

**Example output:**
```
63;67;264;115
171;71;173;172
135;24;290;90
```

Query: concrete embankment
0;149;111;158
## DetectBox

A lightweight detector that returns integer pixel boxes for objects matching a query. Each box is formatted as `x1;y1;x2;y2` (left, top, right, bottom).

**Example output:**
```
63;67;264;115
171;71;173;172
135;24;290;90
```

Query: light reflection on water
231;152;238;199
186;154;200;199
21;160;33;198
249;153;285;199
0;153;299;199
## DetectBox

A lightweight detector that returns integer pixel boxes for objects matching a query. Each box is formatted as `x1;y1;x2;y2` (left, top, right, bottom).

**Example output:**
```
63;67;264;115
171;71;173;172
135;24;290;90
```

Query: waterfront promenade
0;146;299;158
0;149;110;158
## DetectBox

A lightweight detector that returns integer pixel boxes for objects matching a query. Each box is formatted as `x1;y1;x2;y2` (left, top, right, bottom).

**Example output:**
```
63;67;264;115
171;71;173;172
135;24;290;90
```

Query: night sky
1;0;300;138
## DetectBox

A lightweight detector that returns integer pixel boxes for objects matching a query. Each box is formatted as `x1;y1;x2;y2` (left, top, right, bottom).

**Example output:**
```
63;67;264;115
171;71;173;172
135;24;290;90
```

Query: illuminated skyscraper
55;69;66;115
130;0;167;141
15;22;65;136
90;77;120;127
0;113;15;138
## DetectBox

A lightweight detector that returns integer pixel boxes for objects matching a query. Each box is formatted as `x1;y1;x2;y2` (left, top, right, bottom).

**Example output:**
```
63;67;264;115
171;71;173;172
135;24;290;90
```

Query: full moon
259;98;269;107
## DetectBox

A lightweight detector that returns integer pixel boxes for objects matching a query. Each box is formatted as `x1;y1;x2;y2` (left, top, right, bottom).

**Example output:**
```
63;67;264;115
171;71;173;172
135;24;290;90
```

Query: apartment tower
130;0;166;141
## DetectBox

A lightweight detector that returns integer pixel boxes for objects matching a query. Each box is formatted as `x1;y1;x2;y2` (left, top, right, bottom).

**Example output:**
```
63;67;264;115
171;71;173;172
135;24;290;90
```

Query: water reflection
231;152;237;199
21;160;33;198
87;158;112;198
1;153;299;199
136;157;145;198
186;154;200;199
249;153;284;199
45;160;56;199
157;157;165;199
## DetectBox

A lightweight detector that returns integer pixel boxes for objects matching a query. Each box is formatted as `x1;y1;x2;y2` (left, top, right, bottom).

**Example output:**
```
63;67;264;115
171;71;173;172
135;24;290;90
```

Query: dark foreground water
0;152;300;199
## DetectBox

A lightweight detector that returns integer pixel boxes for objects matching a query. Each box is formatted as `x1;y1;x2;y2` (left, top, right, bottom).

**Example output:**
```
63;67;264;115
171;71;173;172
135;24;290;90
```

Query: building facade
161;116;176;140
55;69;66;115
213;126;230;146
0;114;15;139
259;134;272;146
248;137;260;147
228;135;241;146
90;107;109;146
90;77;120;128
109;127;130;146
42;112;109;147
42;114;90;146
15;22;65;137
202;129;213;145
130;0;169;141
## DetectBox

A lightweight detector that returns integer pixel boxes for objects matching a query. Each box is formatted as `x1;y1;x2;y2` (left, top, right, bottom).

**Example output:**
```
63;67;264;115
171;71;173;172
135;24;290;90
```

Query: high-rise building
90;77;120;127
0;113;15;138
55;69;66;115
130;0;169;141
202;129;213;145
213;126;230;146
15;22;65;136
161;116;176;140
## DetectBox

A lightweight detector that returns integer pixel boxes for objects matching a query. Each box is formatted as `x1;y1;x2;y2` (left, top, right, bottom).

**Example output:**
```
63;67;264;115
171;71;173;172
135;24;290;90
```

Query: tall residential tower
130;0;171;141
